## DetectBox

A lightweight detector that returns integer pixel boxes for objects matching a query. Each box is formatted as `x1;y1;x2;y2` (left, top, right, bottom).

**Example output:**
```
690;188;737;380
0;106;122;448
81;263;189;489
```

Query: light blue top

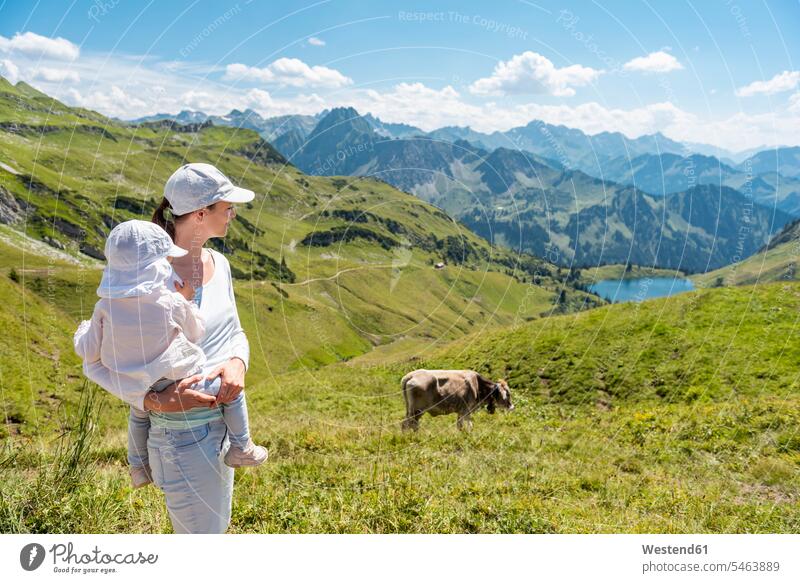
150;249;250;429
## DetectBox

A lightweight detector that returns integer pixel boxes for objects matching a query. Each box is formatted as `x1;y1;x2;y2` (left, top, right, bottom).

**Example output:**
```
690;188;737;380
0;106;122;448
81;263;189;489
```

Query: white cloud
31;67;79;83
340;82;682;137
623;51;683;73
469;51;601;97
0;59;19;83
52;64;800;152
691;110;800;152
789;92;800;114
0;32;79;60
356;91;690;138
224;58;352;88
246;88;274;109
503;101;800;154
1;31;795;153
354;83;481;130
736;70;800;97
308;37;326;47
67;86;146;119
177;90;223;112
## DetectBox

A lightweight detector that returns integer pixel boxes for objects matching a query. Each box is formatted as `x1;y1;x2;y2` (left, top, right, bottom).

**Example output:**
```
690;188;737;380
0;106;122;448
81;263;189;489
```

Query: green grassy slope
232;283;799;533
692;219;800;288
3;283;797;533
0;238;98;439
426;283;800;406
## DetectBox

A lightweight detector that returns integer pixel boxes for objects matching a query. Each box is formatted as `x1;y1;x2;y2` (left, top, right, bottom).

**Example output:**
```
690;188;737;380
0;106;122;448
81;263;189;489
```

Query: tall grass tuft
51;381;99;492
0;382;126;533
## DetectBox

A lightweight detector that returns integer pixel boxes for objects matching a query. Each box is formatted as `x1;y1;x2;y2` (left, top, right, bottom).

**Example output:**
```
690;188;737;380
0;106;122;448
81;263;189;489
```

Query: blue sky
0;0;798;151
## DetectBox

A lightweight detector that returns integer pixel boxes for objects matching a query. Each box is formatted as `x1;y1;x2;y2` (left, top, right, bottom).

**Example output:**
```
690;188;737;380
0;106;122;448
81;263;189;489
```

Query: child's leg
128;406;151;468
221;392;252;449
206;379;267;467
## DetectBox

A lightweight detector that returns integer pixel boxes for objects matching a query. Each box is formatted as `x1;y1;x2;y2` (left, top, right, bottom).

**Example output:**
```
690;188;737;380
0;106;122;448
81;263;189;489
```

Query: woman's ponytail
152;197;177;240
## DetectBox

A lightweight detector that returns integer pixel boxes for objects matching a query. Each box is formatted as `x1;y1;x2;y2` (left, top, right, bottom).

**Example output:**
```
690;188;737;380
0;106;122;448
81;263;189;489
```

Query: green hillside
253;283;798;532
692;218;800;288
426;283;800;406
3;281;797;533
0;238;89;440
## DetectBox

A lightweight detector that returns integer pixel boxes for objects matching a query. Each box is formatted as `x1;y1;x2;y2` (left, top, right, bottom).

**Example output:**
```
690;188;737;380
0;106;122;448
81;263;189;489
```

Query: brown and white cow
400;369;513;431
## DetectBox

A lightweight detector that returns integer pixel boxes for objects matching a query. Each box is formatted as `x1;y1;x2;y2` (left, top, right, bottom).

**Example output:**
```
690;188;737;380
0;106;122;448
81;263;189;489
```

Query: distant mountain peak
327;105;362;118
309;106;373;139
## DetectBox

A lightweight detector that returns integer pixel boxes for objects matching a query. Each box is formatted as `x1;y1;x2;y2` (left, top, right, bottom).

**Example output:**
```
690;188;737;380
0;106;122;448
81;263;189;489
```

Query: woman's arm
206;254;249;404
225;257;250;371
142;375;216;412
83;361;214;412
207;357;245;405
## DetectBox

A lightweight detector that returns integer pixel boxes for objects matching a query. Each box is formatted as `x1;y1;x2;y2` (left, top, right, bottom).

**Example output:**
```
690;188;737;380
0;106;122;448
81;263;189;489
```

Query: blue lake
589;277;695;303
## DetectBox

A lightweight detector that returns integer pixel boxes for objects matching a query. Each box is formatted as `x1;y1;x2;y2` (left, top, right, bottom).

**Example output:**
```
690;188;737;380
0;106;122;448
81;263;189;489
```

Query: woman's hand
143;374;216;412
206;357;246;405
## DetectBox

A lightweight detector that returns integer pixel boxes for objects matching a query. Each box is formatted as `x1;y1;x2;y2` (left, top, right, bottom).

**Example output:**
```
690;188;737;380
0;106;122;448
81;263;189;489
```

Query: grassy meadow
2;278;798;533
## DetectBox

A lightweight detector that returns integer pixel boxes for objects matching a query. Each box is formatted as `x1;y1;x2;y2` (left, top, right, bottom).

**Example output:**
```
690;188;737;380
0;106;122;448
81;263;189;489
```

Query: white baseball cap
164;163;255;215
98;220;187;298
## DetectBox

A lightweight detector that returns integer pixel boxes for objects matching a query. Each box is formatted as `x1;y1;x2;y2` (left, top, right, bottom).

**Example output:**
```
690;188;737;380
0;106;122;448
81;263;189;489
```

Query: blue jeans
147;418;234;533
127;376;252;468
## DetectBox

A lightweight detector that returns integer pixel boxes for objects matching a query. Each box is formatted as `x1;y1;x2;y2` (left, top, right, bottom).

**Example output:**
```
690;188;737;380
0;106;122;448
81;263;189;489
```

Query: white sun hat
164;162;255;216
97;220;188;299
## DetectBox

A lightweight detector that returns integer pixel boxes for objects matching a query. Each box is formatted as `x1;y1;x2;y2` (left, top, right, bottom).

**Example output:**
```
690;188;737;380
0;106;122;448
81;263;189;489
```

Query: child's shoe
130;464;153;488
223;439;268;468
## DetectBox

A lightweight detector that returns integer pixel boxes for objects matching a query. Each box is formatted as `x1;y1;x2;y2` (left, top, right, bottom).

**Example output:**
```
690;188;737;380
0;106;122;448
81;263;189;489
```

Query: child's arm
74;303;150;410
73;305;103;363
172;294;206;344
82;360;150;411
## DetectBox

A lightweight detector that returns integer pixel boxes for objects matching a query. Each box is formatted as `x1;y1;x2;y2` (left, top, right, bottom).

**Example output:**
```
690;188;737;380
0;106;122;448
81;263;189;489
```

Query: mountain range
131;106;800;273
134;107;800;176
600;152;800;213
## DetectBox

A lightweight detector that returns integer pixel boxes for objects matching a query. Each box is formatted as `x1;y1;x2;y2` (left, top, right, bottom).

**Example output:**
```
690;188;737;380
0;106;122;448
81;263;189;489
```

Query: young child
73;219;267;488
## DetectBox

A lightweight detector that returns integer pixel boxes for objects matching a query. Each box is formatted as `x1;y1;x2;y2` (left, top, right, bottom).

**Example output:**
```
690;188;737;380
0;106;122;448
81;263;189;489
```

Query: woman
144;162;257;533
84;162;256;533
